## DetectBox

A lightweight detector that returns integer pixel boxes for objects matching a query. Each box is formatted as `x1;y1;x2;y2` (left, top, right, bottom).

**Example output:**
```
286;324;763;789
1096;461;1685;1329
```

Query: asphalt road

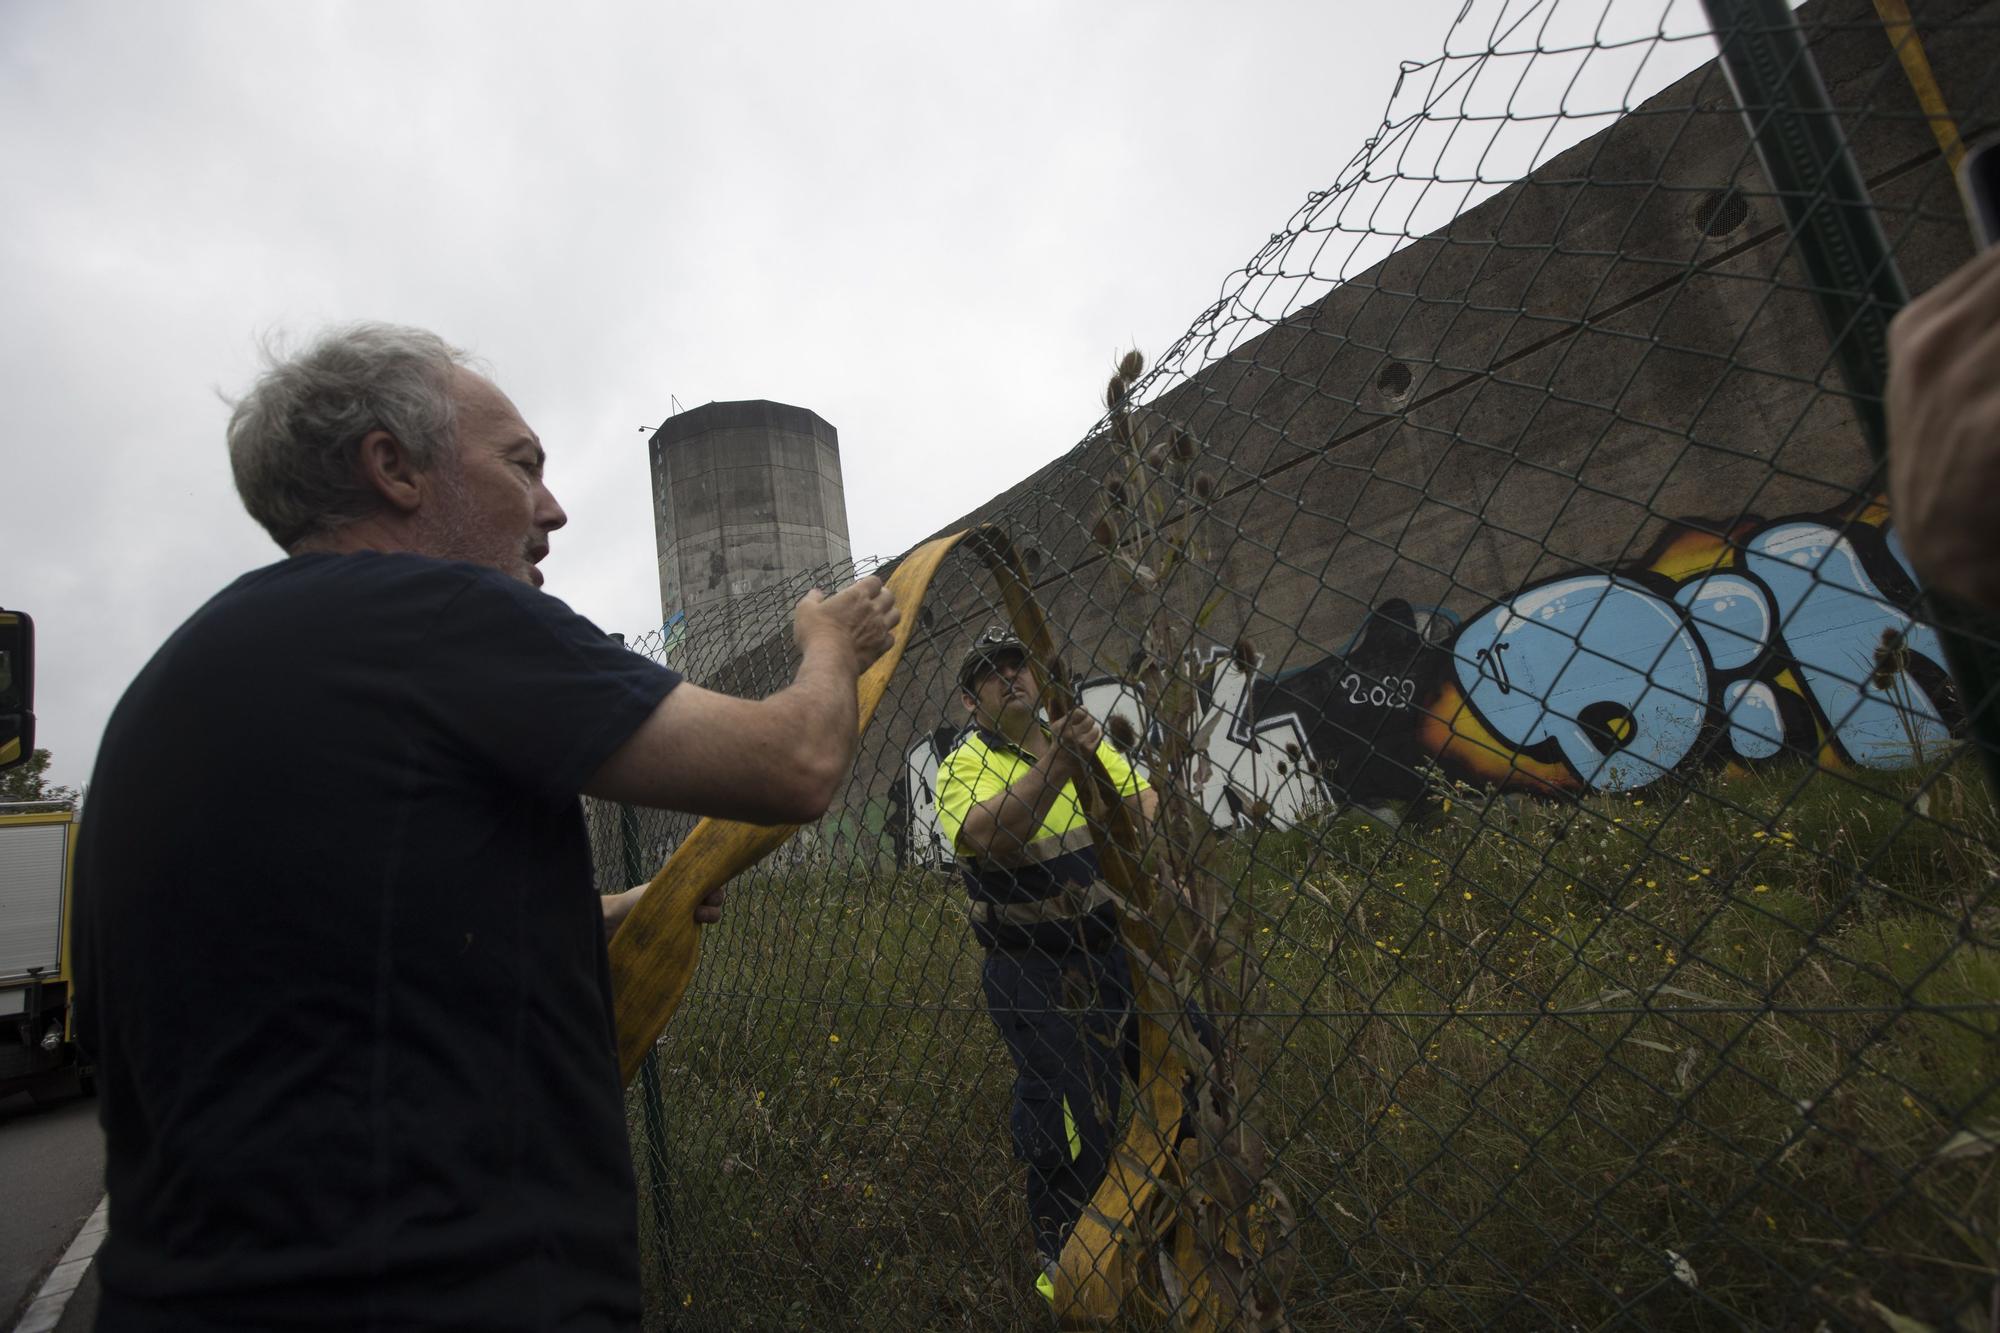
1;1078;104;1331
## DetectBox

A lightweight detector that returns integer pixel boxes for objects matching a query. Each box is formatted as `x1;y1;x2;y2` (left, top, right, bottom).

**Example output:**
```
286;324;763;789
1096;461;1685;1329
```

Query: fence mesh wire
591;0;2000;1326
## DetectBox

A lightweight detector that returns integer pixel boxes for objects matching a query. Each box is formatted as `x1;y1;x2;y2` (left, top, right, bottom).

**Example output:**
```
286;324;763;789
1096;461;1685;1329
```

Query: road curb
12;1194;106;1333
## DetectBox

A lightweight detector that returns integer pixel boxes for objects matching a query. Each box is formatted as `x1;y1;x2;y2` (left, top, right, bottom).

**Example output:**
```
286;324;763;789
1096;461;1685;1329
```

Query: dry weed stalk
1091;350;1296;1328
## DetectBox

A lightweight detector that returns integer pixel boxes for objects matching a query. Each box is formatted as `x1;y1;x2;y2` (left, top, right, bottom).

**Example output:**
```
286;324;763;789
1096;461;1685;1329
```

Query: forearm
584;640;869;824
601;885;645;941
767;634;863;802
603;881;727;943
957;759;1073;859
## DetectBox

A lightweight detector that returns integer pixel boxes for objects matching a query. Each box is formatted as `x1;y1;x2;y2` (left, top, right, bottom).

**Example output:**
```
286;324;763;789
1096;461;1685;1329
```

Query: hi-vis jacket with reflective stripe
935;727;1145;921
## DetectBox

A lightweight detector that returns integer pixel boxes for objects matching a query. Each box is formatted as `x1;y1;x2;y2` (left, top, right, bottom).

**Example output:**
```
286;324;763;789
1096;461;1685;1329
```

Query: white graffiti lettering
897;511;1961;859
1341;674;1419;709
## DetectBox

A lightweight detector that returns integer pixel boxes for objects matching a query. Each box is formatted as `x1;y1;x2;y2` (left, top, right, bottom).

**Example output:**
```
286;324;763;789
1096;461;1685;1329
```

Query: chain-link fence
591;0;2000;1326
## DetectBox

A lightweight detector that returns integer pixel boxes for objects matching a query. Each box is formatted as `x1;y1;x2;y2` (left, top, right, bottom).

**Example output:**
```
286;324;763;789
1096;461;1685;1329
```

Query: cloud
1;0;1574;786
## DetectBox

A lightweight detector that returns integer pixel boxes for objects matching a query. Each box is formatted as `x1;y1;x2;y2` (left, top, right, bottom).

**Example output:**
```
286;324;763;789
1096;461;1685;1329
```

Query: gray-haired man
74;324;898;1330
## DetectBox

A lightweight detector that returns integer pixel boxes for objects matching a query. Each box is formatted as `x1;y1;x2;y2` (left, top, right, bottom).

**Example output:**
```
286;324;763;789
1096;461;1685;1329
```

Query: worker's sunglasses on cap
966;647;1027;687
959;625;1031;691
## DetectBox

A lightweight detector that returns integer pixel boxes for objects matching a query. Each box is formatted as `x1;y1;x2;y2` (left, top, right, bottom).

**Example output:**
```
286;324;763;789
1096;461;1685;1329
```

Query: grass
624;754;2000;1331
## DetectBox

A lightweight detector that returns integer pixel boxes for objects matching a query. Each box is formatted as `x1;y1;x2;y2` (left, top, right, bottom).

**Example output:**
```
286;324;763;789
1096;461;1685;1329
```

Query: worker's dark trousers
981;938;1139;1266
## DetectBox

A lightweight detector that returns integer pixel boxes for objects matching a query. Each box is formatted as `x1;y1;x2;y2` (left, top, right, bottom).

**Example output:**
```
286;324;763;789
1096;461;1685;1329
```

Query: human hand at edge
1888;243;2000;611
603;882;728;943
793;576;901;670
1046;707;1103;784
692;883;727;925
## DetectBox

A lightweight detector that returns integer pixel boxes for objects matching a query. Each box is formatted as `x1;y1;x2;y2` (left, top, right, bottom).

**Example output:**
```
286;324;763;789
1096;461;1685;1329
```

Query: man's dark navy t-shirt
73;553;681;1331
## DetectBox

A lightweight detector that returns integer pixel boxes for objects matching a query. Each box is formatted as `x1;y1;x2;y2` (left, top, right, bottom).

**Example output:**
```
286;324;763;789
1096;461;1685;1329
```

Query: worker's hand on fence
1888;243;2000;611
794;576;900;669
1046;707;1103;783
1158;866;1199;917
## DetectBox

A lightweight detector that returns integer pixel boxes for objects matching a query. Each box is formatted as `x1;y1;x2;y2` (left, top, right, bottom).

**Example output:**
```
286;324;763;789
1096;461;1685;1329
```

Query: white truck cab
0;607;87;1098
0;802;85;1096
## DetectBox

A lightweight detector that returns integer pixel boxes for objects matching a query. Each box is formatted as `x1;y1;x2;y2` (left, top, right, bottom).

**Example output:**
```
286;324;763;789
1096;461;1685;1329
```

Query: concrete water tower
646;400;853;633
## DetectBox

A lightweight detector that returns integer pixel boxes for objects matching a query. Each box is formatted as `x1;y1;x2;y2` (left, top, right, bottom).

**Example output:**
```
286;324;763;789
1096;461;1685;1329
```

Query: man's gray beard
416;461;525;581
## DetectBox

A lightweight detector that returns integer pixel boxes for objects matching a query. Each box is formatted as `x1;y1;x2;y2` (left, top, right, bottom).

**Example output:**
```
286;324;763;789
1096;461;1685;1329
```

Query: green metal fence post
1702;0;2000;795
620;799;677;1310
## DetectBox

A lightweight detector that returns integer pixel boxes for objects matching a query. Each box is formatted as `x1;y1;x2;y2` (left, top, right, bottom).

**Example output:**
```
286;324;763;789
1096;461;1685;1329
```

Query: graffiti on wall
1421;502;1956;793
895;605;1446;863
898;502;1961;857
895;725;964;868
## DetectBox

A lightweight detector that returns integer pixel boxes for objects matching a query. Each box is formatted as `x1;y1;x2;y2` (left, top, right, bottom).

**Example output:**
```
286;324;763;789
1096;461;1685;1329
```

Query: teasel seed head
1232;636;1258;671
1192;471;1217;501
1118;348;1145;382
1171;426;1197;462
1106;714;1139;751
1105;375;1127;411
1869;627;1904;690
1092;513;1119;549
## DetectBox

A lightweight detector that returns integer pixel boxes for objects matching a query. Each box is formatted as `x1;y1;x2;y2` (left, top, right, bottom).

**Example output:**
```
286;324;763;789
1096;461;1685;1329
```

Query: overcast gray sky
1;0;1716;790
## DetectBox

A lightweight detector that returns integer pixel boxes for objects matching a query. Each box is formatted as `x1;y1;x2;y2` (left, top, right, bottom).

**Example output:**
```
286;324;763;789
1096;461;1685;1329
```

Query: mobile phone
1960;136;2000;249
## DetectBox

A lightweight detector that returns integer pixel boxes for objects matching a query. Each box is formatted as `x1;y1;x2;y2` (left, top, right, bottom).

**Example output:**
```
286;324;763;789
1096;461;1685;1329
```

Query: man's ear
959;689;977;715
355;429;428;515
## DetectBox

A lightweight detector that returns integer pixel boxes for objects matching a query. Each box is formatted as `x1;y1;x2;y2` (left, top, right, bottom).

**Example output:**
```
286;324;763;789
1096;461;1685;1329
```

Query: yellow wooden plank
606;523;1245;1325
609;532;966;1083
1873;0;1965;170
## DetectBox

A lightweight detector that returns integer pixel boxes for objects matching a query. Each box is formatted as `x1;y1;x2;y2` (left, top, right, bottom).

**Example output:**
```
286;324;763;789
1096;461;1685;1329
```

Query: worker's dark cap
957;626;1029;691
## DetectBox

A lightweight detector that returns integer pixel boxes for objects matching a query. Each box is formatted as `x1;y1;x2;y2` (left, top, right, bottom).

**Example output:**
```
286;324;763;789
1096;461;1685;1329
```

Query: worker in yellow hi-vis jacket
935;627;1158;1296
